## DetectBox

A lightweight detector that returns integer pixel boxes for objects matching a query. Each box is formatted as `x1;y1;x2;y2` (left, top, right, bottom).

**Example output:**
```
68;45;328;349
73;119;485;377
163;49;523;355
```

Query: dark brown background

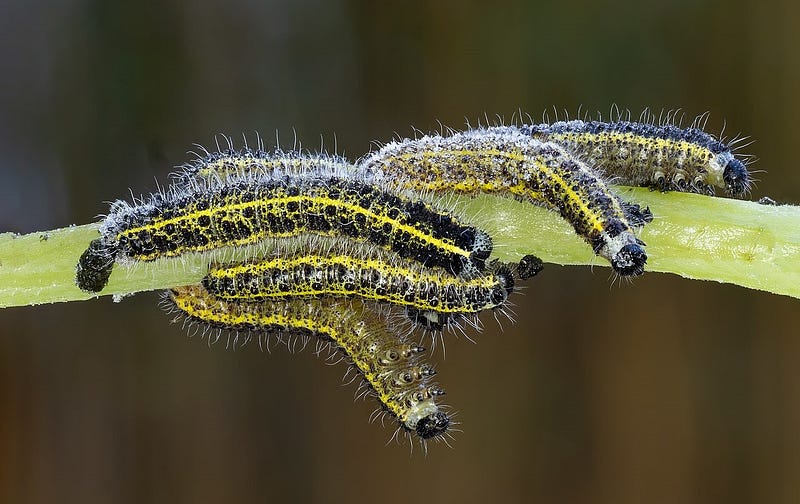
1;1;799;502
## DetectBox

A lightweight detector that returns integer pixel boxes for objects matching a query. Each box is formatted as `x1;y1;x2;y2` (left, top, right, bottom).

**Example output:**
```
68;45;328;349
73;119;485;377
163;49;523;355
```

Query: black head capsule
611;243;647;277
722;157;751;197
75;238;117;293
516;254;544;280
415;411;451;440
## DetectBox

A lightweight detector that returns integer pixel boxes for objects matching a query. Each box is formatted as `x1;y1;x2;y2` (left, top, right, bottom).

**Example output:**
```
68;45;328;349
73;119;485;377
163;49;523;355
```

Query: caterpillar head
415;411;451;440
75;238;117;293
611;242;648;277
722;156;751;197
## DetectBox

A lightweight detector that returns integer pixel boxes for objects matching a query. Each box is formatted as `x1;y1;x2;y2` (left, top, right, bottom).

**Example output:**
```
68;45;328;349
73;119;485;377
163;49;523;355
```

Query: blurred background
1;0;799;502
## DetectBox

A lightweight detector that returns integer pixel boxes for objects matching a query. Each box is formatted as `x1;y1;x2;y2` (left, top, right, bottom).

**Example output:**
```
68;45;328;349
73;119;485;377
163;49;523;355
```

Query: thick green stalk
0;187;797;308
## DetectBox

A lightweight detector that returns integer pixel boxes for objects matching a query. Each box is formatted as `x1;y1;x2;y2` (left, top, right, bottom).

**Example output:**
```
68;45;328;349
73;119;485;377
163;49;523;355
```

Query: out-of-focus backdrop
1;1;799;503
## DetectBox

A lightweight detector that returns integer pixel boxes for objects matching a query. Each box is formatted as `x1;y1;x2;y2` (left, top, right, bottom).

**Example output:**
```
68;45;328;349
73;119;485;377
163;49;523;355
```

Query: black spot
611;243;647;276
516;255;544;280
723;157;751;197
621;202;654;227
415;412;450;439
75;239;116;293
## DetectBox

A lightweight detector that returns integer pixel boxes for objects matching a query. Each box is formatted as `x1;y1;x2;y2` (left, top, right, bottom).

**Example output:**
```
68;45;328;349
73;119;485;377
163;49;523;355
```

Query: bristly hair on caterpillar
75;154;493;293
519;108;754;197
163;285;453;445
360;126;650;277
199;231;521;333
174;136;355;186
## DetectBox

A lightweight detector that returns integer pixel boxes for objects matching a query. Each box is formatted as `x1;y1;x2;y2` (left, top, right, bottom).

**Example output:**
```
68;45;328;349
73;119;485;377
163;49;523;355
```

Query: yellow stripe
120;193;469;262
205;252;506;314
392;147;611;234
542;131;718;181
168;285;444;428
548;131;714;161
195;156;350;179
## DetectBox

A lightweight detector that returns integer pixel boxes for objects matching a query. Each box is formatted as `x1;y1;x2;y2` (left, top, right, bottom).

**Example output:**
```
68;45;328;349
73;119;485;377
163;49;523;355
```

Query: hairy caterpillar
76;161;492;293
360;126;649;276
201;248;516;331
165;285;451;441
522;119;753;196
175;145;352;185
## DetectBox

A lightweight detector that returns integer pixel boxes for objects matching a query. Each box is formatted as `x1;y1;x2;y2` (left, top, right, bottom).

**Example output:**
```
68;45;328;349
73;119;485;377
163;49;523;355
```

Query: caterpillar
201;248;516;331
175;145;353;185
76;160;492;293
521;119;753;197
164;284;452;441
360;126;649;276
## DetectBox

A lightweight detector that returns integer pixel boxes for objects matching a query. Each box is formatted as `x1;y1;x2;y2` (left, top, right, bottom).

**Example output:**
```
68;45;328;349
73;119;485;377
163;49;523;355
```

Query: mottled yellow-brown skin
180;151;353;183
167;285;449;438
540;130;720;191
362;126;647;275
525;120;752;196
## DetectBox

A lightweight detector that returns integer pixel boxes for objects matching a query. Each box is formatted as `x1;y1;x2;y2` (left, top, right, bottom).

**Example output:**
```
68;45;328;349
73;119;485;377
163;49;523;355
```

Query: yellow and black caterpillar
165;285;452;441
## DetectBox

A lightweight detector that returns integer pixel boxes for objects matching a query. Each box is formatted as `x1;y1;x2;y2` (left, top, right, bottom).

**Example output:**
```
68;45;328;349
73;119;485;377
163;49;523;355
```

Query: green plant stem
1;187;798;308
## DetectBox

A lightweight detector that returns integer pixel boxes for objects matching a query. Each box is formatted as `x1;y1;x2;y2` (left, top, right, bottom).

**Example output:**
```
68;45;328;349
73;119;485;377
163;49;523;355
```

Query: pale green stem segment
0;187;798;308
